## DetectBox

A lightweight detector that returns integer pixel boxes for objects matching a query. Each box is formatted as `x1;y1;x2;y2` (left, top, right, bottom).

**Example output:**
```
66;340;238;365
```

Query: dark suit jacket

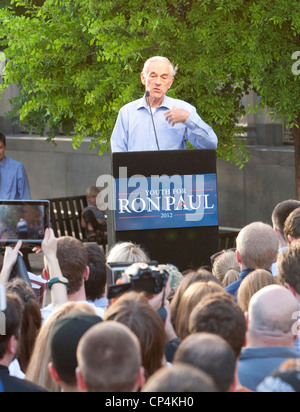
0;365;48;392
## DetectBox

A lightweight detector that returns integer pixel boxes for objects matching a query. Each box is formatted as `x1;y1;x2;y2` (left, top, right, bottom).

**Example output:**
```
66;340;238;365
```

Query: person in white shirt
41;233;104;323
84;243;108;312
271;200;300;277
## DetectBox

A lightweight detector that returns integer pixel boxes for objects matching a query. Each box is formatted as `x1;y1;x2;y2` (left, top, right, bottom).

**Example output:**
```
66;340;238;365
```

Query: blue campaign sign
115;173;219;232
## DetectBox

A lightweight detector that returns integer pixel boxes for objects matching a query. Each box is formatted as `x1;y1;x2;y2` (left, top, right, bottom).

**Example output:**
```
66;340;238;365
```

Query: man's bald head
248;285;299;347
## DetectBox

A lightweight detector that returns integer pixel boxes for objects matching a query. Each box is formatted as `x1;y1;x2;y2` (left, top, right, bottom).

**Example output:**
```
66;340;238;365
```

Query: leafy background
0;0;299;173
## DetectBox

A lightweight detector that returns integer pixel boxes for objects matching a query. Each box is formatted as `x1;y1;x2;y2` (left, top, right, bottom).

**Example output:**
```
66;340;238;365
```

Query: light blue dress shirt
271;246;288;277
111;95;218;152
0;156;31;200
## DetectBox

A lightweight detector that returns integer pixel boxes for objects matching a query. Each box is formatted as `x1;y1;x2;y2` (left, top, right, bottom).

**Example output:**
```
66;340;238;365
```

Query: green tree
0;1;11;8
0;0;249;163
0;0;300;192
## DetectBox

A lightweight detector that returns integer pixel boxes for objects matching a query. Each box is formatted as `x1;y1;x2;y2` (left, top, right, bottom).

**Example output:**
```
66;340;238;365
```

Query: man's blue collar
137;94;172;111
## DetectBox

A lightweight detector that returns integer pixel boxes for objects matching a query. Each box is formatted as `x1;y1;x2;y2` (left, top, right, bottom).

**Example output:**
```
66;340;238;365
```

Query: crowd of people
1;199;300;393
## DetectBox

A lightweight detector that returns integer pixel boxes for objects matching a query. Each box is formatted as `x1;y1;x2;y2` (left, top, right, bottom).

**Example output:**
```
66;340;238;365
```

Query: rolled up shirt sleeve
184;108;218;150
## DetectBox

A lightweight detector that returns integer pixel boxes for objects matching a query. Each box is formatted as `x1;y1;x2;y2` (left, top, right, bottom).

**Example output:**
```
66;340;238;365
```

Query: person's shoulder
165;95;195;111
225;279;242;296
2;374;48;392
119;98;144;113
41;303;53;324
5;156;25;171
3;156;21;166
86;301;105;319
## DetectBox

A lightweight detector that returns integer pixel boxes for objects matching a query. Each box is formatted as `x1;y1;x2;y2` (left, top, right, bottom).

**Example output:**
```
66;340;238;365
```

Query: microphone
146;91;160;151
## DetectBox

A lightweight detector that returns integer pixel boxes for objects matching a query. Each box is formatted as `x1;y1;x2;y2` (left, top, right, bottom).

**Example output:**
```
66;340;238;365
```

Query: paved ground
28;252;44;275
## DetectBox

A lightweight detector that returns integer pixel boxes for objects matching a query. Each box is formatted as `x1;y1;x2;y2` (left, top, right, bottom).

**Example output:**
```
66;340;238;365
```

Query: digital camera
107;262;169;300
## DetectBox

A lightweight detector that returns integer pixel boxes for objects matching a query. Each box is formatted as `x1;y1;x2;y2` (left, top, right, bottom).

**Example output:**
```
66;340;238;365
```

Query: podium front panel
110;150;219;271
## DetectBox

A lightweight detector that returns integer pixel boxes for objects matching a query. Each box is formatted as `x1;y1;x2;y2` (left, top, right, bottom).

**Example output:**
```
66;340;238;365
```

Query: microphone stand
146;91;160;151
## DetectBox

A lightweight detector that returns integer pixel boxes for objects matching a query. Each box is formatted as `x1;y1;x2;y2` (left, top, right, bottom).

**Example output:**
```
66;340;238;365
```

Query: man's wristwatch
48;276;69;291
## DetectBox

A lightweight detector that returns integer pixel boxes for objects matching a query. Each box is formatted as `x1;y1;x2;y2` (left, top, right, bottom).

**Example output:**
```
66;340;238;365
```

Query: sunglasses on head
210;248;237;266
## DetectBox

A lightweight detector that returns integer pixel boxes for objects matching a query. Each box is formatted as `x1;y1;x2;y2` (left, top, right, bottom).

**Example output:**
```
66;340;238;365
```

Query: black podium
107;150;219;271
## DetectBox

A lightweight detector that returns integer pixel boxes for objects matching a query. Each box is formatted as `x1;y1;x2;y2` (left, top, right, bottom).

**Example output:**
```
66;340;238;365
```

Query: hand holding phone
41;228;57;259
2;240;23;273
0;241;24;285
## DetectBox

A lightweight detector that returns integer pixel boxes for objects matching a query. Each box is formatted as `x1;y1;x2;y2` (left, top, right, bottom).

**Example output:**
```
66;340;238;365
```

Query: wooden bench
48;195;107;251
218;227;240;250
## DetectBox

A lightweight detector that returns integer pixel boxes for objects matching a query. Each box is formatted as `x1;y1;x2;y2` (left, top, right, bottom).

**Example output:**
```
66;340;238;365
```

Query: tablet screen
0;200;50;244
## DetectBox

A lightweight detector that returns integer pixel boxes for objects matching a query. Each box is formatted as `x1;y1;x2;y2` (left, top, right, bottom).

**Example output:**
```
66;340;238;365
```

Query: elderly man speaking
111;56;218;152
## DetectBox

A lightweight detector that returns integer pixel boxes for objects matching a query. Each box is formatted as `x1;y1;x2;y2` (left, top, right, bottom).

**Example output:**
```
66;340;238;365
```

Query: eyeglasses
210;248;237;266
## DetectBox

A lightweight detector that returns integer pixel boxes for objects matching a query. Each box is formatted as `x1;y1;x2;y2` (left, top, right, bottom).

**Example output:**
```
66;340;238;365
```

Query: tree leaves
0;0;299;168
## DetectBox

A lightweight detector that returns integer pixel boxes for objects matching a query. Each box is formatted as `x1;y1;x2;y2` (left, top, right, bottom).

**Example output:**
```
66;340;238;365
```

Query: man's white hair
236;222;279;270
142;56;178;78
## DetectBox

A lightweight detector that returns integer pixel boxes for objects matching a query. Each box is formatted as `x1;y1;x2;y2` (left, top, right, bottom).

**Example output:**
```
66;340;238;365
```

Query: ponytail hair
6;278;42;373
212;251;240;288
